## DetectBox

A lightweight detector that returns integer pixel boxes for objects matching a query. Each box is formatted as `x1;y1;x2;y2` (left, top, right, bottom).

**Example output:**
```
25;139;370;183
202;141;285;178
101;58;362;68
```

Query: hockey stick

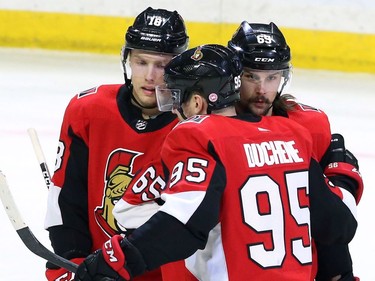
0;171;77;272
27;128;52;189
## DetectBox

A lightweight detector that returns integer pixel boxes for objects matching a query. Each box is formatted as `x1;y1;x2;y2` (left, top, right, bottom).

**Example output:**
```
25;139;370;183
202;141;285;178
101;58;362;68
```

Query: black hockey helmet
156;44;243;112
122;7;189;83
228;21;291;70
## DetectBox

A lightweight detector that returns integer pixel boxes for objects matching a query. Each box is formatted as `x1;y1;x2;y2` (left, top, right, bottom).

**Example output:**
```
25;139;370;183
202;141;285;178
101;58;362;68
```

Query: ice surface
0;47;374;280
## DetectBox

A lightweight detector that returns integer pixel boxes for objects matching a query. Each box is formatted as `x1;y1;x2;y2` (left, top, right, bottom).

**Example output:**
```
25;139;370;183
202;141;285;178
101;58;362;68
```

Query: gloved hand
323;133;363;203
74;235;131;281
46;257;84;281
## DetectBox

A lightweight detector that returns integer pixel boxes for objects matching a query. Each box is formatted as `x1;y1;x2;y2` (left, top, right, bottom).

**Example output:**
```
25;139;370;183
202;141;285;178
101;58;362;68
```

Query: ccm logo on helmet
255;57;275;63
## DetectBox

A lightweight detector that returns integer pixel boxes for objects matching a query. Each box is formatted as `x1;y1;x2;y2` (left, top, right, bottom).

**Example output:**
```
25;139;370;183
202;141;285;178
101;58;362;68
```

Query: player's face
238;68;282;116
129;50;174;109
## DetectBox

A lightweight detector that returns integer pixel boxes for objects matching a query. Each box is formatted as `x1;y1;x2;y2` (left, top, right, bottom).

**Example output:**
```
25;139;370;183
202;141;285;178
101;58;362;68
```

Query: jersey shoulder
286;102;331;160
172;114;233;134
70;84;123;106
260;115;314;153
263;114;312;137
173;115;213;132
167;115;225;148
287;102;330;126
64;84;123;119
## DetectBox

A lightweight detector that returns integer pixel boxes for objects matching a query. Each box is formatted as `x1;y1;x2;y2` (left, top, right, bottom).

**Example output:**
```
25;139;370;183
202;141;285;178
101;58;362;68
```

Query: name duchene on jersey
244;140;304;168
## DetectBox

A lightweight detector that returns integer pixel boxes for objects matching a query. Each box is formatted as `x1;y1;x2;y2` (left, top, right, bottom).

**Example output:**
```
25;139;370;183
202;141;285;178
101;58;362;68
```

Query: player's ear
192;94;208;115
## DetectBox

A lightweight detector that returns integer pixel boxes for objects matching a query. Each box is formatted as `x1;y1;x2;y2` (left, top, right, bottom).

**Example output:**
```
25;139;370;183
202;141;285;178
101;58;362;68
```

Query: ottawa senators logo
94;148;143;237
191;46;203;61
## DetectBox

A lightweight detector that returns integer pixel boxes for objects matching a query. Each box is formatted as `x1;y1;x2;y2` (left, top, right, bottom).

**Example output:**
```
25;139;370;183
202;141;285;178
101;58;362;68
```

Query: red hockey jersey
122;114;357;281
45;84;179;280
116;102;333;225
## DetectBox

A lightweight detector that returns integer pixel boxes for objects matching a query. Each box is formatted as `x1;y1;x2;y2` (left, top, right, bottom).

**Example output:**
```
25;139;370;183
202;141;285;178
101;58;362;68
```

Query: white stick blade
0;171;27;230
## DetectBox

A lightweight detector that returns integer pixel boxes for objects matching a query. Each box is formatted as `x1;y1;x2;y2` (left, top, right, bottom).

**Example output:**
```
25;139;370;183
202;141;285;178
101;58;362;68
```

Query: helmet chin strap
265;90;283;116
177;107;188;120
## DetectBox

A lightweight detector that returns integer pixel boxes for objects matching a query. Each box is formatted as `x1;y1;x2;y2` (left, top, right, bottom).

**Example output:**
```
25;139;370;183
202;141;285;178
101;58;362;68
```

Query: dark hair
272;93;298;116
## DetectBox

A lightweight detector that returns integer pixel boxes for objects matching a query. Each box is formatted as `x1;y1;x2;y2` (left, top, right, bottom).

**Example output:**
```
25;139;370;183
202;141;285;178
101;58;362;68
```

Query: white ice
0;47;374;280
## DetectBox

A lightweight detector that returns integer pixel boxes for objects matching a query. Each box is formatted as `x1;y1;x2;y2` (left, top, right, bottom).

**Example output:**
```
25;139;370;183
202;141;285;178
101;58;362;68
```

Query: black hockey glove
322;133;363;203
46;257;85;281
74;235;138;281
337;271;356;281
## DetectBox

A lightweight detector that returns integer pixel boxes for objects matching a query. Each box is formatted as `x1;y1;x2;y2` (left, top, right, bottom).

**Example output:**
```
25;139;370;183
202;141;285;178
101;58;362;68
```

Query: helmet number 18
147;15;167;27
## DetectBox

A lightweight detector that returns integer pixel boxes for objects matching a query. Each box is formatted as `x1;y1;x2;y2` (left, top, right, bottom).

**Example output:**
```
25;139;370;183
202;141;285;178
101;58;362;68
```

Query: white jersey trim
160;191;205;224
339;187;357;220
113;198;160;229
186;223;228;281
44;183;63;229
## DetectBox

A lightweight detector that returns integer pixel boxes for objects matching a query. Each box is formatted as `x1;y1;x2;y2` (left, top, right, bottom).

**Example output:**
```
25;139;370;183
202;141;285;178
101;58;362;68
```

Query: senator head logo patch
191;46;203;61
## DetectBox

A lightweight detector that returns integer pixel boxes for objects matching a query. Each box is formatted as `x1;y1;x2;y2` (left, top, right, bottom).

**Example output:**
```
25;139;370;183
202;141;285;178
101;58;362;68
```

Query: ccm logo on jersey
244;140;304;167
104;239;119;262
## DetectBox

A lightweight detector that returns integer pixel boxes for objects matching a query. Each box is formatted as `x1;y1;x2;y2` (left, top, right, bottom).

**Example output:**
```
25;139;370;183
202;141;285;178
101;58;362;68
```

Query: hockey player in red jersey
73;44;357;281
44;7;190;281
227;21;363;281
